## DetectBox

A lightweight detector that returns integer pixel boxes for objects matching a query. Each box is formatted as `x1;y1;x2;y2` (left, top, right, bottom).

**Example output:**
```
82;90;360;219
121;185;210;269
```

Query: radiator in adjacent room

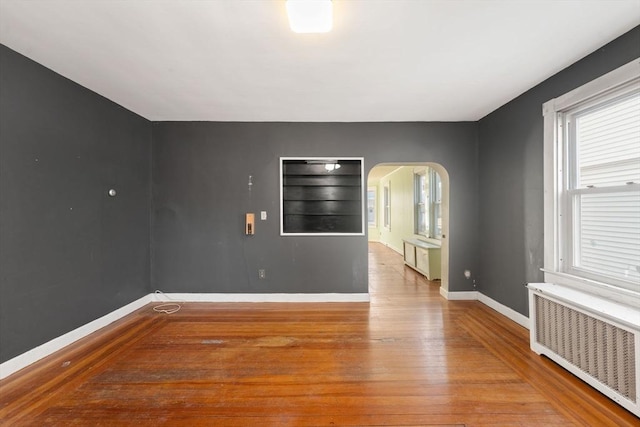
527;283;640;417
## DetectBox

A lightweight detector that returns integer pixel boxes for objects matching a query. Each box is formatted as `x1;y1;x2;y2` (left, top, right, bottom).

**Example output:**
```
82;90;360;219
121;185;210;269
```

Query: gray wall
152;122;479;294
0;45;152;363
477;26;640;316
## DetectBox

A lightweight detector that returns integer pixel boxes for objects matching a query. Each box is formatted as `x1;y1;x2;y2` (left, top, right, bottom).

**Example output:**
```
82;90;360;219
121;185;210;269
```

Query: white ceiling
1;0;638;122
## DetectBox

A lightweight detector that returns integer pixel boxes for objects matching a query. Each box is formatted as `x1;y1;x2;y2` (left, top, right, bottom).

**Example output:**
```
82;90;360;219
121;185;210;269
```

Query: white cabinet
403;241;416;267
416;247;430;273
403;238;441;281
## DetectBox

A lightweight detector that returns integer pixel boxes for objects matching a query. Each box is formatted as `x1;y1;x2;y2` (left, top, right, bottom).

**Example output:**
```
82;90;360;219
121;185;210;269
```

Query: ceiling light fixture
286;0;333;33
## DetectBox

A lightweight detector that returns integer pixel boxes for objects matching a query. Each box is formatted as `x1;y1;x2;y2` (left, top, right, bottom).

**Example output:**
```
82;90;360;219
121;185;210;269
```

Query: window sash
383;185;390;229
563;185;640;289
367;188;376;227
415;173;428;236
414;169;442;238
431;171;442;238
558;82;640;292
565;89;640;190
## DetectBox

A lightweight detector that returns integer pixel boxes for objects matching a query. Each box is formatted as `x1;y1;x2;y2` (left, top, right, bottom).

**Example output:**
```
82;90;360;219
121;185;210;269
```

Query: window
543;60;640;294
415;172;428;235
383;184;390;229
367;187;376;227
414;168;442;239
433;171;442;237
280;158;364;235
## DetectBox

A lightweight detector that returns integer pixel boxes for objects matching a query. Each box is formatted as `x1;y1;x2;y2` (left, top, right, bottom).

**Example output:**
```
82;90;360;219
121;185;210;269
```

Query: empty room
1;1;639;425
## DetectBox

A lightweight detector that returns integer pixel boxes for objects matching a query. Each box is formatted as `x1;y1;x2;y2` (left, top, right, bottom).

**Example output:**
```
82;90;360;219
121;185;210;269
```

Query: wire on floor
152;290;183;314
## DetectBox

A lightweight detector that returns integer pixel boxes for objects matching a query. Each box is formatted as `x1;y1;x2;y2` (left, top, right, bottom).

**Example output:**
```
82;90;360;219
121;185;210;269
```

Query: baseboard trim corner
477;292;530;329
440;287;478;300
439;287;529;329
0;294;153;380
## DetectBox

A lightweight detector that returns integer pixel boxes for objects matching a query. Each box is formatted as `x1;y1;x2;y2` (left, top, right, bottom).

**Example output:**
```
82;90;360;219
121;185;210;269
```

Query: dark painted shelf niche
281;159;363;234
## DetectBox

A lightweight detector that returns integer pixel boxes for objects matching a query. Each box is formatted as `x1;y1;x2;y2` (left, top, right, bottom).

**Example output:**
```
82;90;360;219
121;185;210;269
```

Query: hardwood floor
1;243;637;426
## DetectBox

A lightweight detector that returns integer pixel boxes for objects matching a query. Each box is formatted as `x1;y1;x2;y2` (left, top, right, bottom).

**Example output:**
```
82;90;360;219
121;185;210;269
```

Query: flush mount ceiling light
286;0;333;33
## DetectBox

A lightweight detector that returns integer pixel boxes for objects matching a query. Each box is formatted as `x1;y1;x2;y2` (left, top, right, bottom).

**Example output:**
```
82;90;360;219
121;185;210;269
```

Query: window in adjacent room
543;60;640;293
433;170;442;237
367;187;377;227
383;184;390;229
414;168;442;239
415;171;428;236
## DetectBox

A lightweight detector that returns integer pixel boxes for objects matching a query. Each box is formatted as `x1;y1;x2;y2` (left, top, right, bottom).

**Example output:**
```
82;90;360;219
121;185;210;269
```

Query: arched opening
367;163;450;294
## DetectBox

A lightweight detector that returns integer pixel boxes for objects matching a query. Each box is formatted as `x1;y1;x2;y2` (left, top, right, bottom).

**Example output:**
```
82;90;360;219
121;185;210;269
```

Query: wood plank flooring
1;243;637;426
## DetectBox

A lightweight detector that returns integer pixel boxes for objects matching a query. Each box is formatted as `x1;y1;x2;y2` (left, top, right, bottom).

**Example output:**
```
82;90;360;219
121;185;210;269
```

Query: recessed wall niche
280;158;364;235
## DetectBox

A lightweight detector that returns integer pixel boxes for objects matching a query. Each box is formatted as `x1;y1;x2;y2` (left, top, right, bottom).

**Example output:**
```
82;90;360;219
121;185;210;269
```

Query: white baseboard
387;244;403;255
0;292;370;380
439;287;530;329
378;241;403;255
440;287;479;300
476;292;530;329
152;293;371;303
0;294;153;380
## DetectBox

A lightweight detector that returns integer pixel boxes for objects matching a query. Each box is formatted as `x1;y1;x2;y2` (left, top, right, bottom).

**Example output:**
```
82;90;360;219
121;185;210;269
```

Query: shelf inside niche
281;158;364;235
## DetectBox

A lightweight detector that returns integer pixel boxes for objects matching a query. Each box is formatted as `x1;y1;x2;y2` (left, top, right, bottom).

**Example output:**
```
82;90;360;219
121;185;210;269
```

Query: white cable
152;290;183;314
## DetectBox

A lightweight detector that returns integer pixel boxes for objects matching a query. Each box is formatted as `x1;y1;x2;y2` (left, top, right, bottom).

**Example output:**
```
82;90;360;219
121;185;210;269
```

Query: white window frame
414;167;443;239
414;170;428;237
367;187;377;227
431;169;442;239
383;183;390;230
542;58;640;307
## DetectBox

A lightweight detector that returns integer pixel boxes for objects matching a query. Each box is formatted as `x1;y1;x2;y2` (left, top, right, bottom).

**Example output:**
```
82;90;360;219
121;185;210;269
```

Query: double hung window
414;168;442;239
383;184;390;229
544;60;640;294
367;188;376;227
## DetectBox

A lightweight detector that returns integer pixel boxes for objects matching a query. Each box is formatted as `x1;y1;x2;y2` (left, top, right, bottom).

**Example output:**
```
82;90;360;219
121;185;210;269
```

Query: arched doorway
367;163;450;294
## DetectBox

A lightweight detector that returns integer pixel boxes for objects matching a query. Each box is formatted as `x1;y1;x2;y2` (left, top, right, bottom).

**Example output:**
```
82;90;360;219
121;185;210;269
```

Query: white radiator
527;283;640;416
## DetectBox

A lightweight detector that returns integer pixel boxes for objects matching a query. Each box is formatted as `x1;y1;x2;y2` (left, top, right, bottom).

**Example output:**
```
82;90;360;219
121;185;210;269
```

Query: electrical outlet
258;269;266;279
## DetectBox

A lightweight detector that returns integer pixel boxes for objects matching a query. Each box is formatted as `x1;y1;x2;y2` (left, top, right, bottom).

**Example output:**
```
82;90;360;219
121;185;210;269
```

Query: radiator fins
534;295;636;403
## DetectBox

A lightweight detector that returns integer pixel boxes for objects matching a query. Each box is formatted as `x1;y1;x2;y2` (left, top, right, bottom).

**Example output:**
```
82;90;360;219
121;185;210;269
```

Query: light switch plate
261;211;267;220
